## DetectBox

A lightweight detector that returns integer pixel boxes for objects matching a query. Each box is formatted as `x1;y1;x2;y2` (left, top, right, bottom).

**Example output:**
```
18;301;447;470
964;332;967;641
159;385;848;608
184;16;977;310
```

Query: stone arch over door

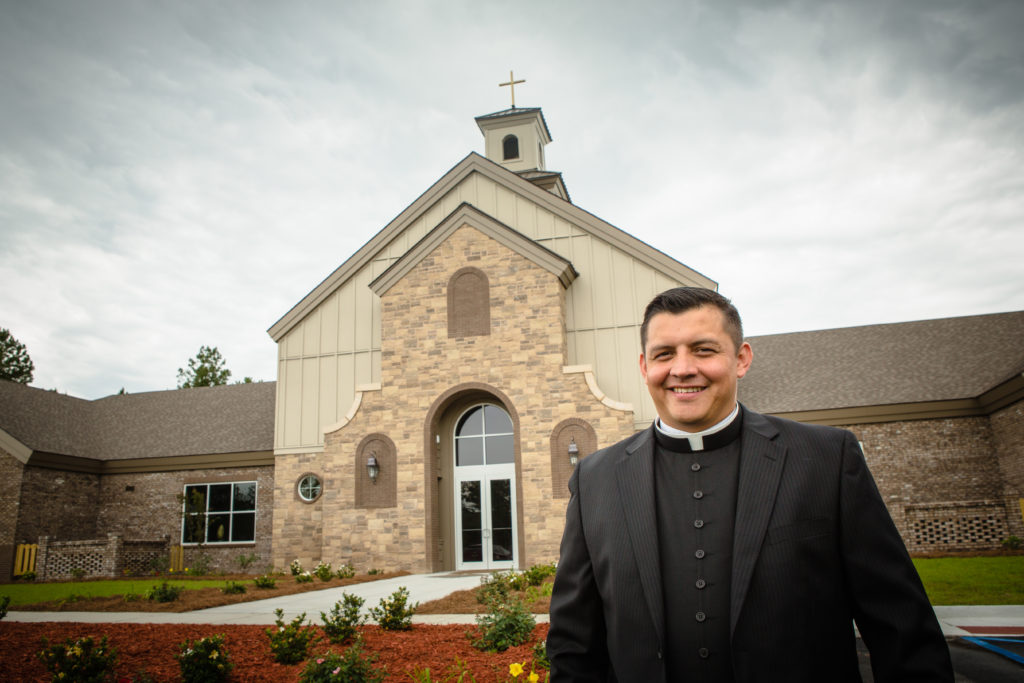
423;382;523;571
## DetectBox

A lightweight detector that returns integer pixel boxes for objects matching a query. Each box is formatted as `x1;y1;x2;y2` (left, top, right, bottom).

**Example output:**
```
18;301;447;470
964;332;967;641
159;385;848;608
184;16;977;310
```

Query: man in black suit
546;287;952;682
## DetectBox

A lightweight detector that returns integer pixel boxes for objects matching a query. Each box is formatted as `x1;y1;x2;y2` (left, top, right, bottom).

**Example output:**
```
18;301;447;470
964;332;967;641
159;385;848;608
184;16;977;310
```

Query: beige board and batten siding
273;160;713;451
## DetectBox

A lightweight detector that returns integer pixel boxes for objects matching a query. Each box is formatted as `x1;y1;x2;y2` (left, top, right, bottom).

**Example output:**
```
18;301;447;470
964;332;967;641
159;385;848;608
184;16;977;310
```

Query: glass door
454;404;517;570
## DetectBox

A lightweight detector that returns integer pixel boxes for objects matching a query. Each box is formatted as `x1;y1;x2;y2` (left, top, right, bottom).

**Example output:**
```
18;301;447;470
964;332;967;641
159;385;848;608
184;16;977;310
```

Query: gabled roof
475;107;552;141
370;202;578;295
740;311;1024;423
268;151;714;341
0;381;276;468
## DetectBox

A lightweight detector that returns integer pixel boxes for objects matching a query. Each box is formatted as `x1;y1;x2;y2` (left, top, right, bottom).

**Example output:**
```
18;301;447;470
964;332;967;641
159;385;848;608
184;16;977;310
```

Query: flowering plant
38;635;118;683
296;570;315;584
313;561;334;581
266;608;318;663
297;638;385;682
290;558;304;576
507;661;545;682
177;634;233;683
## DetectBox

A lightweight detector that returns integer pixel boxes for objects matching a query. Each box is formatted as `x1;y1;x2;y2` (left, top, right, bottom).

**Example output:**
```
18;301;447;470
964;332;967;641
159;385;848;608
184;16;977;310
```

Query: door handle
483;529;491;538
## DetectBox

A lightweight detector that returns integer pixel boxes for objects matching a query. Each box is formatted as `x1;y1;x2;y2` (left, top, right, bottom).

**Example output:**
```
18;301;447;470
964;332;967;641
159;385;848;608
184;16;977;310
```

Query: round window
297;473;322;502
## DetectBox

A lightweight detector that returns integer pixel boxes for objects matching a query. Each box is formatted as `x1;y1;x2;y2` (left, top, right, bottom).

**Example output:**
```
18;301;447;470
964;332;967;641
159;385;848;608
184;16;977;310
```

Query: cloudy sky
2;0;1022;399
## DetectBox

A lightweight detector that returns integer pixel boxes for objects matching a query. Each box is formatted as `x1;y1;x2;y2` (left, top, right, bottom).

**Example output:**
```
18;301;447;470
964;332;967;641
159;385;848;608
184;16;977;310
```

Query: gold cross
499;70;525;108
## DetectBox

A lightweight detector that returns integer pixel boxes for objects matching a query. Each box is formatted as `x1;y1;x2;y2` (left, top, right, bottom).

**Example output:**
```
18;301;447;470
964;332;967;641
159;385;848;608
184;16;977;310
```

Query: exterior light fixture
568;438;579;467
366;454;380;484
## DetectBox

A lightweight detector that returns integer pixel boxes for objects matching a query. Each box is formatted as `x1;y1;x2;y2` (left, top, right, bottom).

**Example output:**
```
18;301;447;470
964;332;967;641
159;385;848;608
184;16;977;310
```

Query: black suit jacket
546;407;953;682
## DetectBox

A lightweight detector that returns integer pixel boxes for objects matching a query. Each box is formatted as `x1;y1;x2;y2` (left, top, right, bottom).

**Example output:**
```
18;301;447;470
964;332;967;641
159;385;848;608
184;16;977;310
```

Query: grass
0;577;240;606
913;555;1024;605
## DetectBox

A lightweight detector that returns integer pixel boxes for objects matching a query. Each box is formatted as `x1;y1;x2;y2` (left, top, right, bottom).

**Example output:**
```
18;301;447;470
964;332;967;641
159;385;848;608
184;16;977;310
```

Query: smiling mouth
671;387;704;394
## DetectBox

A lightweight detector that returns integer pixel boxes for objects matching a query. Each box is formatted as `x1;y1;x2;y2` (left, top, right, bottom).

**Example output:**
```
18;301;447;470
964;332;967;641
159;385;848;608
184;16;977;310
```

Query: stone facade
271;224;634;572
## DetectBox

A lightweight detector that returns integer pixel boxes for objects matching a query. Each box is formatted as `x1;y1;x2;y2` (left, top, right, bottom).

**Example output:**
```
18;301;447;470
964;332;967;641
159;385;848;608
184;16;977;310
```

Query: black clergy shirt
653;413;742;682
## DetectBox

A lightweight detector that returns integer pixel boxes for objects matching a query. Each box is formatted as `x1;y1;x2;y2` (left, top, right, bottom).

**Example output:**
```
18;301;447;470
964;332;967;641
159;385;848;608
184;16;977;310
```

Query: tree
0;328;34;383
176;345;231;388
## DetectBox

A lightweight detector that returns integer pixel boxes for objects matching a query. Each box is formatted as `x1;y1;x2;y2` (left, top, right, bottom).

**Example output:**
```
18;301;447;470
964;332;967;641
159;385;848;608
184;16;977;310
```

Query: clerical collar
654;404;742;453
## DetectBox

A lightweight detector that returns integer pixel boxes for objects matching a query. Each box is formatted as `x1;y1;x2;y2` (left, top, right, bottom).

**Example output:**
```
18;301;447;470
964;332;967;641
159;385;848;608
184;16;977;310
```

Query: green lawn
913;555;1024;605
0;578;238;606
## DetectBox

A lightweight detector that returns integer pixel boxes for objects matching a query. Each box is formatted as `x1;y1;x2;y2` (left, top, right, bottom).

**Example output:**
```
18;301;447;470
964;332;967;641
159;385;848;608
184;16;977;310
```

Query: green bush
290;559;304;576
221;581;247;595
266;608;318;664
17;571;36;581
475;571;512;605
295;571;314;584
367;568;381;575
146;581;183;603
471;597;536;652
1;594;9;620
1002;535;1022;551
254;573;277;589
187;553;212;576
336;563;355;580
149;555;170;575
532;639;550;669
298;637;385;683
321;593;366;643
236;552;259;570
123;592;143;603
177;634;233;683
369;586;418;631
38;635;118;683
313;561;334;581
523;562;557;586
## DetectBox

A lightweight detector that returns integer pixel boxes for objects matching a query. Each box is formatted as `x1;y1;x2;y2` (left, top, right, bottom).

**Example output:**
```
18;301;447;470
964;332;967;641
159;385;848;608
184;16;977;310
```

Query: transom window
181;482;256;544
297;474;322;502
455;404;514;466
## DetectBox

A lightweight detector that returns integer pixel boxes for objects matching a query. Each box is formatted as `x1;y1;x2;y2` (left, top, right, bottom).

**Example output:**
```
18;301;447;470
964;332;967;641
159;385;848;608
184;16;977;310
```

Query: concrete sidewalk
4;572;1020;634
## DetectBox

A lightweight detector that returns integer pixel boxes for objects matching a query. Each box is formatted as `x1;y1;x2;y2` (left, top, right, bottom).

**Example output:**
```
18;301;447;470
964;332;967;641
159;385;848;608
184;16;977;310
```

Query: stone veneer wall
991;399;1024;539
847;415;1013;553
95;465;276;574
272;225;635;572
0;448;26;581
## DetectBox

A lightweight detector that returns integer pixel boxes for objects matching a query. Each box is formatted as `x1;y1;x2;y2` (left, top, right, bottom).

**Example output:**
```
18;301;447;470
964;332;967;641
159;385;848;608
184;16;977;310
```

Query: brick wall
991;399;1024;539
273;224;635;572
16;465;100;544
847;415;1012;552
0;448;26;581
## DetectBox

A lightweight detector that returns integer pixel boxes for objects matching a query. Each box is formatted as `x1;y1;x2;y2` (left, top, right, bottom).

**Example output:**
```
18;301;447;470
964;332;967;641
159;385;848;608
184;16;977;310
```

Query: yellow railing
14;543;38;576
169;545;184;572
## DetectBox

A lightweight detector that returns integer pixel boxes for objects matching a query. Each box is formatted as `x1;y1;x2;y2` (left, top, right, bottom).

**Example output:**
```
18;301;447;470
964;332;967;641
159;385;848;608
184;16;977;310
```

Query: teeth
673;387;703;393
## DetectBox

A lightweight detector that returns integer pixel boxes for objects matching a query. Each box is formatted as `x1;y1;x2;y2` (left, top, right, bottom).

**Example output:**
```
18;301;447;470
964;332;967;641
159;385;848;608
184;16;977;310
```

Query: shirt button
696;578;707;589
695;549;705;559
699;647;710;659
694;519;704;528
693;490;704;499
691;463;701;472
695;611;707;622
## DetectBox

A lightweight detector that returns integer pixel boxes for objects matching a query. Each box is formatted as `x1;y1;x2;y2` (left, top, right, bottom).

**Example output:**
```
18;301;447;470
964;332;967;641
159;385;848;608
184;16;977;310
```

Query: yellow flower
529;673;539;683
509;662;524;677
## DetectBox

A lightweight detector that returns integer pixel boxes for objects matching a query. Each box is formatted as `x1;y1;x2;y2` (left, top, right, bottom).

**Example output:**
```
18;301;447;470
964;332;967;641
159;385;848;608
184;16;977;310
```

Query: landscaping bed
0;622;551;682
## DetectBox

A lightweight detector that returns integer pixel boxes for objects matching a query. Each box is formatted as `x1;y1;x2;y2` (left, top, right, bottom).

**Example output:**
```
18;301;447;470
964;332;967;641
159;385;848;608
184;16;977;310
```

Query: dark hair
640;287;744;352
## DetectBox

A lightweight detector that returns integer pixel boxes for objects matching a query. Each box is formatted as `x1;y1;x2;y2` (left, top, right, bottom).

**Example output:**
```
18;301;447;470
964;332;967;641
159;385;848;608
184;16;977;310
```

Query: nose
669;351;697;378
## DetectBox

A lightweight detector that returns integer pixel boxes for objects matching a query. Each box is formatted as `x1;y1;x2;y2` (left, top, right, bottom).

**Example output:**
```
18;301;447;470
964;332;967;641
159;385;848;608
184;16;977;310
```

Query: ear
639;352;649;381
735;342;753;379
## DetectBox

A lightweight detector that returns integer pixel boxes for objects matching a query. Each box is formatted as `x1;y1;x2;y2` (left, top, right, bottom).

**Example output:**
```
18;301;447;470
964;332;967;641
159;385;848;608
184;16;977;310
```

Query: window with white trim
181;481;256;544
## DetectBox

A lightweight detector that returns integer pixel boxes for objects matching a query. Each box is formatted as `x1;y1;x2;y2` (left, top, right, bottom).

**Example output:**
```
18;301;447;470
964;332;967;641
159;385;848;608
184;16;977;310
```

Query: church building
0;105;1021;581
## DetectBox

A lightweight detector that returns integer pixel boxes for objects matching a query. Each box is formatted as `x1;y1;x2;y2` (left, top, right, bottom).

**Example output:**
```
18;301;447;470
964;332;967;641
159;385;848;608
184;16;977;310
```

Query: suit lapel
617;427;666;646
730;409;786;637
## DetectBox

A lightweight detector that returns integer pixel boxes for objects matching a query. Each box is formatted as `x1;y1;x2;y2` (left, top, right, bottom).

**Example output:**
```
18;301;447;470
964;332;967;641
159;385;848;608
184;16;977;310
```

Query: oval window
297;474;323;502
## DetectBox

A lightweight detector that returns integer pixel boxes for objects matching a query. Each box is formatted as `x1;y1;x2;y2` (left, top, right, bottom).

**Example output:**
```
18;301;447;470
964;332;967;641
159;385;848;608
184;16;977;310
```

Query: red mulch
0;622;550;682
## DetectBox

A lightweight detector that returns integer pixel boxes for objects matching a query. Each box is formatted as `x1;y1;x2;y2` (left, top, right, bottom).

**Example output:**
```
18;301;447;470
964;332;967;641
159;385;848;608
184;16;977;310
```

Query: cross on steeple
499;70;525;108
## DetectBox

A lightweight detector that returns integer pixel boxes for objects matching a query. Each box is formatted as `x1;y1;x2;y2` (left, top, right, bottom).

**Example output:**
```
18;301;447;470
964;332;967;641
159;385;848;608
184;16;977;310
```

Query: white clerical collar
655;404;740;451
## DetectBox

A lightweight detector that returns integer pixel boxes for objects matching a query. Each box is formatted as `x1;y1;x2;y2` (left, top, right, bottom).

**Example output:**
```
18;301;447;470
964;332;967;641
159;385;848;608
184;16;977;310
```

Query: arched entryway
426;384;522;572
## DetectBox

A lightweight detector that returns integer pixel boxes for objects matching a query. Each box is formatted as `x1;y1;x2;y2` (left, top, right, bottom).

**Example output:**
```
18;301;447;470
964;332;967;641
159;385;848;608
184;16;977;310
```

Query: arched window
502;134;519;160
447;267;490;338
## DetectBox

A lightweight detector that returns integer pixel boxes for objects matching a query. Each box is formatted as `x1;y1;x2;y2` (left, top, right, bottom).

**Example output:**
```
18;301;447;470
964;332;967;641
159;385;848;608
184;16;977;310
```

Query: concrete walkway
4;572;1020;634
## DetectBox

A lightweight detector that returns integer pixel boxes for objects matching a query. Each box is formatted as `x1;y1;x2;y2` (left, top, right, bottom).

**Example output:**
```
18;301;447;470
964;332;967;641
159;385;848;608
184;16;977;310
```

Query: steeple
475;106;552;173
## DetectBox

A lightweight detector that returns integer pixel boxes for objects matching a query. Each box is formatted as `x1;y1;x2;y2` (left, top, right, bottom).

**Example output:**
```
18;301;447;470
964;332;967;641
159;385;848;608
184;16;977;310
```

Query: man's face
639;306;752;432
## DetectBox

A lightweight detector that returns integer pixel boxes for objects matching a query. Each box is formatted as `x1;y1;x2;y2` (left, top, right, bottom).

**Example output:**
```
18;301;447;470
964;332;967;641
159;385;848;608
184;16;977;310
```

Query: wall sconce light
568;438;579;467
366;454;380;484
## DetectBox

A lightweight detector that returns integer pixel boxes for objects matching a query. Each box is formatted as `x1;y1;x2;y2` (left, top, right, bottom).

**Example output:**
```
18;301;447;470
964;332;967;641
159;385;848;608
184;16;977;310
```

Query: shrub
188;553;212;576
409;658;476;683
367;568;381;575
471;597;536;652
369;586;418;631
476;571;512;605
321;593;366;643
0;594;9;620
177;633;233;683
254;573;277;589
336;563;355;580
236;552;259;570
17;571;36;581
222;581;247;595
146;581;183;603
123;592;143;603
532;639;550;669
70;567;86;580
290;558;304;576
1002;535;1023;551
266;608;318;664
523;562;557;587
296;571;314;584
298;637;385;683
313;561;334;581
149;555;170;575
38;635;118;683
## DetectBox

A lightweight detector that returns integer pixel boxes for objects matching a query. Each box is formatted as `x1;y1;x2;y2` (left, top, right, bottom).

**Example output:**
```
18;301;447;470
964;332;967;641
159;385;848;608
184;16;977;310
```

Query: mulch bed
0;622;551;681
